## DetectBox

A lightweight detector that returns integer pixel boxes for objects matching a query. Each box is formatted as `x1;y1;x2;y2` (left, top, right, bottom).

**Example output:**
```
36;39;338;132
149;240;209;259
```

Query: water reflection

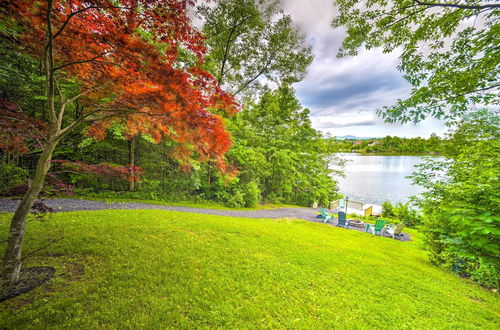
332;153;442;205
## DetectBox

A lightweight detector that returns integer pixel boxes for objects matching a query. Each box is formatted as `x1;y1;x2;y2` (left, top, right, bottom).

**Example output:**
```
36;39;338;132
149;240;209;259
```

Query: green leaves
410;110;500;287
333;0;500;123
200;0;313;97
228;86;340;206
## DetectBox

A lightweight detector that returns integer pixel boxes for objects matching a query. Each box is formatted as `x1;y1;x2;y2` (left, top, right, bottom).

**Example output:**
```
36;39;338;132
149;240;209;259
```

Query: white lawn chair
386;223;406;239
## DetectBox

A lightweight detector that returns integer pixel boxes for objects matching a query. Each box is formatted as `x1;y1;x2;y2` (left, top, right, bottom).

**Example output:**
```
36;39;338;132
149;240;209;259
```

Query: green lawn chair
366;219;386;235
386;223;406;239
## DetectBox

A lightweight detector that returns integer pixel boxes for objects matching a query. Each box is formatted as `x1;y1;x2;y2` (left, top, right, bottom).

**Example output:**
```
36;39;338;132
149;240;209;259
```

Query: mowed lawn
0;210;498;328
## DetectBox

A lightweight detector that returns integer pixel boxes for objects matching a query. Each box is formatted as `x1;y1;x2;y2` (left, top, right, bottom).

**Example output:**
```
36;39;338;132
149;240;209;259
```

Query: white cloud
280;0;446;138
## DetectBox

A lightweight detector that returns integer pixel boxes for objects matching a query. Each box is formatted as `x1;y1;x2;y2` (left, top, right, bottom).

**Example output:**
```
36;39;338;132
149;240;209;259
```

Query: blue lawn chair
318;208;333;223
337;211;347;227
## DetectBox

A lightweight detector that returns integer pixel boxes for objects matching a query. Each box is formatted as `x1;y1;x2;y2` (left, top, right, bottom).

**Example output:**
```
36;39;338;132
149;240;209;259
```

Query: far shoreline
336;151;443;156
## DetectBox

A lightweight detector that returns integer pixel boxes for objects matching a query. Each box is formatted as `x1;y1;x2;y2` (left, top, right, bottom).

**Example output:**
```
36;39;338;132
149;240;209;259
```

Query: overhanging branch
413;0;500;10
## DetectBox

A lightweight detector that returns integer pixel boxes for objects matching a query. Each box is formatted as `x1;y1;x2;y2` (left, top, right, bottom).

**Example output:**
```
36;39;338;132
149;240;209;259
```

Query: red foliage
3;160;140;197
51;160;142;182
4;176;74;197
4;0;238;170
0;99;48;154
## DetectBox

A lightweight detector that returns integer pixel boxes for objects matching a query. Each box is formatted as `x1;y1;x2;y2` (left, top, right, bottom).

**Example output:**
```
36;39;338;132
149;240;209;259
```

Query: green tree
199;0;313;96
332;0;499;123
411;110;500;287
228;86;341;206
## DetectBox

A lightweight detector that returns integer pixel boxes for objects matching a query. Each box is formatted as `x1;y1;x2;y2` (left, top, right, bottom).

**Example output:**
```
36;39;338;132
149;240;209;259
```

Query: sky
280;0;447;138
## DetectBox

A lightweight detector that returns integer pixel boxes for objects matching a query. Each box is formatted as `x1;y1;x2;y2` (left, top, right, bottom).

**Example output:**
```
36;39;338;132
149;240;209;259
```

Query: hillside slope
0;210;498;328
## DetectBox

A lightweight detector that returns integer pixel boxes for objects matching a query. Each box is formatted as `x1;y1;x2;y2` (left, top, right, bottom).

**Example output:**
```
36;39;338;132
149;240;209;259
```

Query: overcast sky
281;0;447;138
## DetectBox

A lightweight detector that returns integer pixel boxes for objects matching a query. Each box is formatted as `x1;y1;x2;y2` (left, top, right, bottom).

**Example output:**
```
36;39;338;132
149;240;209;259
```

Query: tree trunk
2;141;57;287
128;136;136;192
207;161;212;186
134;138;140;191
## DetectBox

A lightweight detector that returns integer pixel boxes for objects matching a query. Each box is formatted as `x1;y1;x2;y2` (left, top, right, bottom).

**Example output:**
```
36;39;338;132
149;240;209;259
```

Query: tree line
331;134;443;153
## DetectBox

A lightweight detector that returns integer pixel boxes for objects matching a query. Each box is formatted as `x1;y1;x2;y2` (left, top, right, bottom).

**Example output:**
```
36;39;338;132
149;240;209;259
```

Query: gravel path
0;198;317;220
0;198;410;240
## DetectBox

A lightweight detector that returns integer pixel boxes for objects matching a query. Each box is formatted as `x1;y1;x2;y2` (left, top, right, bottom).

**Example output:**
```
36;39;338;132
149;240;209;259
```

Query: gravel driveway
0;198;410;240
0;198;317;221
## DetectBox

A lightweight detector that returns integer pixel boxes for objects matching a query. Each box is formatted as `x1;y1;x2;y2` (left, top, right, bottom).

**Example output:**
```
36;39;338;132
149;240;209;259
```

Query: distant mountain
334;135;376;140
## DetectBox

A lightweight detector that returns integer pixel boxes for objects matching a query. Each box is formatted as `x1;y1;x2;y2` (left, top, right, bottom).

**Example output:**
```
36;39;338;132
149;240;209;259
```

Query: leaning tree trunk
2;141;57;287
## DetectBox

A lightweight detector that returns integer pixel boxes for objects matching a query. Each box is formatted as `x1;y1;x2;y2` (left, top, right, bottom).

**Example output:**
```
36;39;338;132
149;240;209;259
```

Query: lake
333;153;442;206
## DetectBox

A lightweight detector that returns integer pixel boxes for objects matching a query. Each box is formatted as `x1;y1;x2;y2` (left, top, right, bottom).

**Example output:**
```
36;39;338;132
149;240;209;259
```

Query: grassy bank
0;210;498;328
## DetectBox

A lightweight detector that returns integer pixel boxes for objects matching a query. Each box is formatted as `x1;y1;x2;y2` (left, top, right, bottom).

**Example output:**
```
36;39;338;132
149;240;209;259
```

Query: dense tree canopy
199;0;313;96
227;86;341;206
3;0;237;162
332;0;500;123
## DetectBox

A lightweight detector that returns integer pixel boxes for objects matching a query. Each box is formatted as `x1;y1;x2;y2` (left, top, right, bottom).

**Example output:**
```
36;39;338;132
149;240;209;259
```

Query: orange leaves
4;0;238;170
85;120;113;141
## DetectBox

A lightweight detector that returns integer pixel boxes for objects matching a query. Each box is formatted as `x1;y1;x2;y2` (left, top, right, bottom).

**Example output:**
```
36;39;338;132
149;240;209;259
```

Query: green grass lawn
0;210;498;328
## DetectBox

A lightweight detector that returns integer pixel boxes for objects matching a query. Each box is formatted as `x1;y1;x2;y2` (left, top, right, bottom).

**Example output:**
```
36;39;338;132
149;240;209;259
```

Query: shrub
470;257;499;289
412;110;500;288
381;201;422;227
0;163;28;194
382;201;395;218
6;174;75;197
393;203;422;227
242;181;261;208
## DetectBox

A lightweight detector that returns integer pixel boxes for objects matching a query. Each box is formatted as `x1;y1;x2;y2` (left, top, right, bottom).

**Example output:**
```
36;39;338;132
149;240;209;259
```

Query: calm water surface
334;153;442;205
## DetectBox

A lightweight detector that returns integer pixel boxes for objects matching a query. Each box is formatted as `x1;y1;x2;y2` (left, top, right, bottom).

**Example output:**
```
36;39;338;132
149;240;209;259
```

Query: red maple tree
1;0;237;286
0;99;48;155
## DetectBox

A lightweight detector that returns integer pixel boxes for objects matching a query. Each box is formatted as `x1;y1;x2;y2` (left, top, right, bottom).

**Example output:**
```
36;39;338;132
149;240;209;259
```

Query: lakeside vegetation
330;135;443;154
1;210;498;328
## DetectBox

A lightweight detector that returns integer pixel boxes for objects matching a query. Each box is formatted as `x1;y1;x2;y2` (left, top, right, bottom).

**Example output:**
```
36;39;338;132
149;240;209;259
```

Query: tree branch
380;6;431;31
57;108;106;138
233;55;274;96
413;0;500;10
53;5;137;39
218;14;257;86
46;0;57;124
53;51;112;72
452;83;500;98
53;6;97;39
64;83;111;106
0;115;48;147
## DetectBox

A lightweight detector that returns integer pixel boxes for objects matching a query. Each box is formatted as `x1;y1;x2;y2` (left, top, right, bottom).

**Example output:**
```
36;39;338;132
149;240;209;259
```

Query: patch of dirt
469;296;486;303
62;262;85;282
